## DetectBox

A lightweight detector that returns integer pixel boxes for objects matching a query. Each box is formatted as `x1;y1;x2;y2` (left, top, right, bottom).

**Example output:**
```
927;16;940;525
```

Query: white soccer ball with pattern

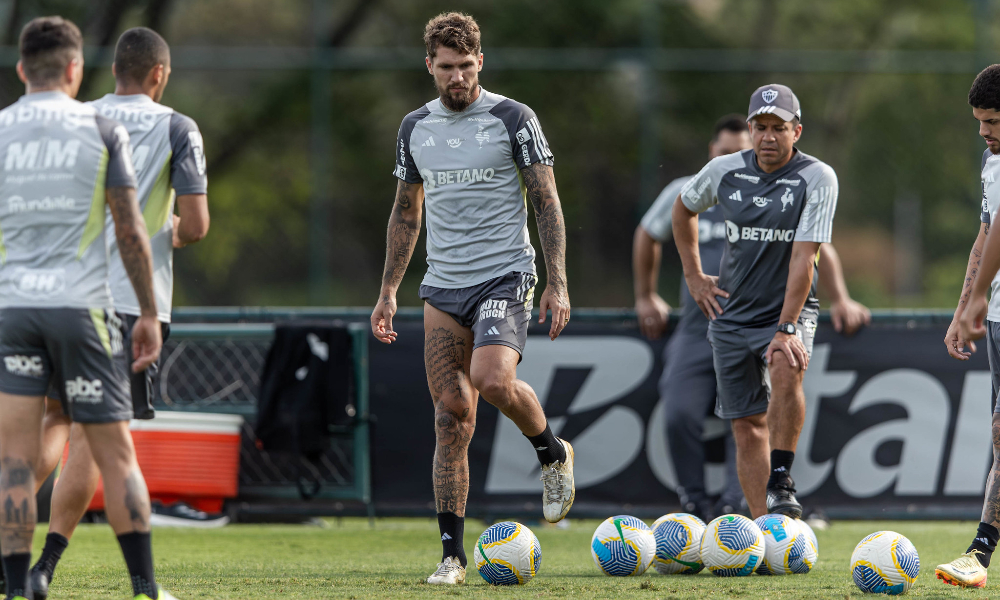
753;514;816;575
474;522;541;585
591;515;655;576
699;514;765;577
652;513;705;574
850;531;919;595
798;519;819;554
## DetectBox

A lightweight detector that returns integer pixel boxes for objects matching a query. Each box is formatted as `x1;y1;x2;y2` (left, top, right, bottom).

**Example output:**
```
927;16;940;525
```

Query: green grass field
39;518;1000;599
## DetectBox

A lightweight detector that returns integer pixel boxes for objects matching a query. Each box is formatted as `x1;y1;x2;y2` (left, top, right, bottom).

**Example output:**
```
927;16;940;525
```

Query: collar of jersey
19;90;70;103
100;93;155;104
433;86;486;116
747;147;804;180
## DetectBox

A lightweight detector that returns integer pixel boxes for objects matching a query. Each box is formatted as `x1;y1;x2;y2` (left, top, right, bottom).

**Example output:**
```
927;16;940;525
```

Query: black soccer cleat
29;567;48;600
766;477;803;519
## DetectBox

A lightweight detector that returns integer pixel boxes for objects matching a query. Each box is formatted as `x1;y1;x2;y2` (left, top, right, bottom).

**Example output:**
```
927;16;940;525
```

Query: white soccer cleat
935;550;988;588
426;556;466;585
541;438;575;523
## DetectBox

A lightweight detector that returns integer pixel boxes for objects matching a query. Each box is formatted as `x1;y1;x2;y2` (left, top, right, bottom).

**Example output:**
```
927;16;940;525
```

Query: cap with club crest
747;84;801;123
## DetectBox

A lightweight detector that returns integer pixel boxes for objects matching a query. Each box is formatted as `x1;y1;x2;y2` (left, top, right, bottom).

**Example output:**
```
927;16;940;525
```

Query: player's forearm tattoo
108;186;157;315
381;181;421;299
983;420;1000;526
425;327;473;516
959;234;986;308
0;458;34;554
122;468;151;532
523;163;568;292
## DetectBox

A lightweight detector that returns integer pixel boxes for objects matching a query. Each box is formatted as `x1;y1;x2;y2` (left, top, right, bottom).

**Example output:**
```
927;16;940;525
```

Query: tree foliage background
0;0;993;309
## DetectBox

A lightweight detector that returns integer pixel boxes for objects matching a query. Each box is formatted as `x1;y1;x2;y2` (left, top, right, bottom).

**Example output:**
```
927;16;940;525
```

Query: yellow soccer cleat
135;587;179;600
935;550;988;588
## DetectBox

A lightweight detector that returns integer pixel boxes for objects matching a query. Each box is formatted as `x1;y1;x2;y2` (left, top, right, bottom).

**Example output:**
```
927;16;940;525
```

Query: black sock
768;449;795;487
3;553;30;599
117;532;157;598
32;532;68;580
525;424;566;466
437;512;466;567
968;522;999;567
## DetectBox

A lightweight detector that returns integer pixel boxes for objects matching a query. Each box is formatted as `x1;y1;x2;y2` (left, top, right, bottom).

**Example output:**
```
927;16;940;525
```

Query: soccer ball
753;514;815;575
651;513;705;574
591;515;656;576
474;522;541;585
799;519;819;554
700;514;765;577
850;531;919;595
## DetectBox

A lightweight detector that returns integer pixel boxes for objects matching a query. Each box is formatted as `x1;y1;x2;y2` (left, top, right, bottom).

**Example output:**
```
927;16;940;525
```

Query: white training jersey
981;149;1000;322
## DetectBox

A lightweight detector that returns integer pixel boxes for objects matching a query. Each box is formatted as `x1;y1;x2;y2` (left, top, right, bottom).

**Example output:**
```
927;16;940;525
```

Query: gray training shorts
419;271;536;356
987;320;1000;414
707;307;819;420
0;307;132;423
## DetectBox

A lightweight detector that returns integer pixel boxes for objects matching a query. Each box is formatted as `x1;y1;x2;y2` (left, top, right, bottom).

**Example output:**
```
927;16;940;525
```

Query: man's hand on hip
685;272;729;320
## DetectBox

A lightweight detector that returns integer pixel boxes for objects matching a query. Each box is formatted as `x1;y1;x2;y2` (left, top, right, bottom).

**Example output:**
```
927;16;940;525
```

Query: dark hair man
671;85;838;520
370;12;574;585
634;114;868;522
936;63;1000;589
0;16;176;600
25;26;210;599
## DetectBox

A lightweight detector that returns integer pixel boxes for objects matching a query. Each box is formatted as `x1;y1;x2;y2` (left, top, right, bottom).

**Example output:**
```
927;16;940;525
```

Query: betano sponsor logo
420;167;495;190
7;195;76;213
4;355;43;378
4;139;80;171
725;220;794;243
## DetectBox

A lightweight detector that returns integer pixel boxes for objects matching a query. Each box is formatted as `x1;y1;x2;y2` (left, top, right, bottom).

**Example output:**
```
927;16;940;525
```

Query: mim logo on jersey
420;167;495;190
4;139;80;171
4;355;43;378
7;195;76;213
479;299;508;321
65;377;103;404
725;220;794;244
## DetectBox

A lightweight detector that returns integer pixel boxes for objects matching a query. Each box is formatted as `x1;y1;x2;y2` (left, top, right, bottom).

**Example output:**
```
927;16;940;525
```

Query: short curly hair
424;12;481;59
969;64;1000;111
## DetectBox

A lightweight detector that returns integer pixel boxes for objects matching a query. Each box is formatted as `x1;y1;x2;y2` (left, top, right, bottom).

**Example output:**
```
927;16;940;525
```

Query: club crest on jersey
446;138;462;148
475;125;490;148
753;196;772;207
762;89;778;103
780;187;794;212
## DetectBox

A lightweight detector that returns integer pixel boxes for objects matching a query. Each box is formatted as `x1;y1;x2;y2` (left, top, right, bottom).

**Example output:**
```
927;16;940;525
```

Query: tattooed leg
424;304;477;517
0;392;46;556
81;421;151;534
983;414;1000;528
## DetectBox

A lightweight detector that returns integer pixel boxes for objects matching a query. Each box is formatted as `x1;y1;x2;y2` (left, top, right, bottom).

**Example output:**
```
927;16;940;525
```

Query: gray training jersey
980;148;1000;322
0;91;136;309
641;174;727;332
393;88;554;289
680;148;837;328
90;94;207;322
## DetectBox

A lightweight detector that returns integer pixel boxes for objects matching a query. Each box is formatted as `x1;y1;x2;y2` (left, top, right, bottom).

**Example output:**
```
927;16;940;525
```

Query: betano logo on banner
484;339;992;500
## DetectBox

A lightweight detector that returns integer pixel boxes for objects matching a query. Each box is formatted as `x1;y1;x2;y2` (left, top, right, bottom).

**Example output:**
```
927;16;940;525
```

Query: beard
438;78;478;111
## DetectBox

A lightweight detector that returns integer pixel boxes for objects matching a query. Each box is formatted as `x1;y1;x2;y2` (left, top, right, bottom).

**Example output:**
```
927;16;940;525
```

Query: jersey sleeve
169;112;208;195
983;149;992;225
679;158;725;214
393;107;428;184
795;162;838;243
640;176;691;242
95;114;137;189
489;99;554;170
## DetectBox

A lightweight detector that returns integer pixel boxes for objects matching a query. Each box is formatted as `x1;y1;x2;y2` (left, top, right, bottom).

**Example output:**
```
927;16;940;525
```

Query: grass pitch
41;518;1000;599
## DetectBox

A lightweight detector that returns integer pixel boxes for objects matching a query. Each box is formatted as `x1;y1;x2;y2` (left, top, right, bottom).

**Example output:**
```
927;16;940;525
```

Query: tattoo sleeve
522;163;567;291
958;223;988;311
106;186;157;316
380;180;423;297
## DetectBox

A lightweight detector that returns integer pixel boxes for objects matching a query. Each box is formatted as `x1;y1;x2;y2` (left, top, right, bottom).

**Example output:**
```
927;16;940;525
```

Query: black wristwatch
777;322;797;335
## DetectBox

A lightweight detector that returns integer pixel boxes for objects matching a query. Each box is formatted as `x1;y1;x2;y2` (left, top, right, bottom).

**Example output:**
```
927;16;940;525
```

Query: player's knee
731;414;767;444
769;354;801;390
471;372;514;406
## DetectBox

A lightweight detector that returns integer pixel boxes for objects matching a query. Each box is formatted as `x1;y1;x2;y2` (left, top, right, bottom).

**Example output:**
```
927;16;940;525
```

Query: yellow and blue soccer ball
591;515;656;576
652;513;705;574
798;519;819;554
850;531;919;595
474;522;541;585
699;514;765;577
753;514;816;575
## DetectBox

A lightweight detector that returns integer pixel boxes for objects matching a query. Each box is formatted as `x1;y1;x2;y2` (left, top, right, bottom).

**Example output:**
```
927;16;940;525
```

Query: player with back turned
24;27;210;600
0;17;177;600
370;12;574;586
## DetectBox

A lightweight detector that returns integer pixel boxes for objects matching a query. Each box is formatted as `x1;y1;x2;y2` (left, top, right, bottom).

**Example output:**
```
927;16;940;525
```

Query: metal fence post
348;323;374;524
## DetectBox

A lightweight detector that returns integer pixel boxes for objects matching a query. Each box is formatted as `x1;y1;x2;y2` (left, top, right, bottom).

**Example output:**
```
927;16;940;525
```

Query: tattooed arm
945;223;988;359
522;162;570;340
960;221;999;343
371;180;424;344
107;186;162;372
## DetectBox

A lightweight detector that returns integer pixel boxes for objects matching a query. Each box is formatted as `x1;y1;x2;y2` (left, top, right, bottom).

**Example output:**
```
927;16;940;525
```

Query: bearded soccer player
635;114;867;522
936;64;1000;589
0;17;176;600
25;27;210;600
672;85;838;520
370;12;574;585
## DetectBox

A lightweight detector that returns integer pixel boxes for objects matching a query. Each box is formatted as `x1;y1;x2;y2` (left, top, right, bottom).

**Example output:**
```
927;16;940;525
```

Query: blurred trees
0;0;993;308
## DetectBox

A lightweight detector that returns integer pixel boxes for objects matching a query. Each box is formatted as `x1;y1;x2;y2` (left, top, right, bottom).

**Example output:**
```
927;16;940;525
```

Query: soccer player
26;27;209;599
0;16;176;600
370;12;574;585
634;114;868;521
671;84;838;520
936;63;1000;589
